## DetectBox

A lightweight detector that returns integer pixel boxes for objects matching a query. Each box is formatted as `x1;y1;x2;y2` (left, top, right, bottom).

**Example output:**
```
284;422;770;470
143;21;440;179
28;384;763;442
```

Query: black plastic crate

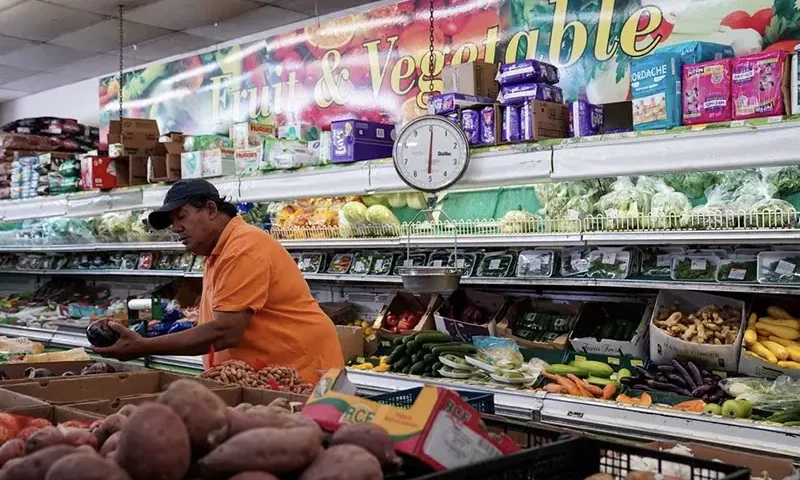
369;387;495;414
414;437;750;480
481;414;571;449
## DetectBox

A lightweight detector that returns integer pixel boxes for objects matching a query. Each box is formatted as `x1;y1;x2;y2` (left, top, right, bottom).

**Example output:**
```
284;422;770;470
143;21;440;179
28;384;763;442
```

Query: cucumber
423;353;436;364
392;357;410;371
431;344;476;355
392;336;405;346
432;362;444;376
423;341;463;351
409;361;426;375
546;364;589;378
402;332;421;344
405;341;421;354
586;376;616;387
412;351;426;363
424;366;433;375
569;360;614;378
388;345;406;363
414;332;452;344
401;366;411;374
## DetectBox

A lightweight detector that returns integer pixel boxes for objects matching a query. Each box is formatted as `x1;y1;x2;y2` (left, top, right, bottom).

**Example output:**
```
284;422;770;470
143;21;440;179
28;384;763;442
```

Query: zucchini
432;362;444;376
388;345;406;363
423;353;436;364
414;332;452;344
424;366;433;375
392;336;405;346
401;332;421;344
409;361;426;375
412;351;426;363
401;365;411;374
392;357;410;371
431;344;476;355
423;341;463;351
586;376;616;387
405;341;421;354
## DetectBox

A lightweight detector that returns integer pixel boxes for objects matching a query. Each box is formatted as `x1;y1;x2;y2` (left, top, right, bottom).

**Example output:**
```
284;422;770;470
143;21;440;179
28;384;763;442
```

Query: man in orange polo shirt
94;179;344;383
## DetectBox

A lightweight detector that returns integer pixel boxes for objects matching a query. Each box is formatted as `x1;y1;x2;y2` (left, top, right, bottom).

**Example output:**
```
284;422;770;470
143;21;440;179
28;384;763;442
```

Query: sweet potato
300;445;382;480
0;439;24;469
232;403;253;413
157;379;229;450
116;403;190;480
25;427;66;454
44;453;131;480
92;414;127;446
229;474;280;480
199;426;322;476
0;445;77;480
99;432;120;457
62;430;98;450
330;423;401;468
116;405;137;418
267;398;291;411
228;410;312;437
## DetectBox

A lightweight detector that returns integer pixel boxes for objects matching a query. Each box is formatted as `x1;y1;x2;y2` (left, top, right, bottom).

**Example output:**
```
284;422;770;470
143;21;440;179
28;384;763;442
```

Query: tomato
749;8;773;36
720;10;751;30
764;39;800;53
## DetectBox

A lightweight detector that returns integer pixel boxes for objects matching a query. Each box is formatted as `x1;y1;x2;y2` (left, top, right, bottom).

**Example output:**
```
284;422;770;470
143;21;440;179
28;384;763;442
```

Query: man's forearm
134;322;231;357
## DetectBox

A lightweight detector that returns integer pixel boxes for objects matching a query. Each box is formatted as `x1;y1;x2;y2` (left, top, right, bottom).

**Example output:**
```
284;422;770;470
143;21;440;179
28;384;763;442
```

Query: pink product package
683;59;732;125
732;51;787;120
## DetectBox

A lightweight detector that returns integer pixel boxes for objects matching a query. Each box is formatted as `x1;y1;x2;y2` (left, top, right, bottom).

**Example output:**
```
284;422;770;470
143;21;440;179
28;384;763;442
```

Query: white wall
0;79;99;126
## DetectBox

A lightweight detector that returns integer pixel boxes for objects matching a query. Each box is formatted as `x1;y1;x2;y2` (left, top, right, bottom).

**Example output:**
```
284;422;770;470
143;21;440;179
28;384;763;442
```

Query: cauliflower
499;210;540;234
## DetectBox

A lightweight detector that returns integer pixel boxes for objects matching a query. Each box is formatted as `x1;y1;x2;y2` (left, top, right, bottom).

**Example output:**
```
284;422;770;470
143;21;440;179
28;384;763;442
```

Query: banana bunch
744;307;800;369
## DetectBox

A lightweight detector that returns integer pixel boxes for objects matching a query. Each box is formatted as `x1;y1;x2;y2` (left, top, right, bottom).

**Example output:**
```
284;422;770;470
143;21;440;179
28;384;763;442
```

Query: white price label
602;252;617;264
691;259;707;270
730;120;745;128
374;259;384;270
432;260;443;267
567;209;580;220
456;258;466;268
657;254;671;267
489;259;502;270
776;260;796;276
571;253;582;263
728;268;747;280
403;259;413;267
302;258;311;267
531;258;542;271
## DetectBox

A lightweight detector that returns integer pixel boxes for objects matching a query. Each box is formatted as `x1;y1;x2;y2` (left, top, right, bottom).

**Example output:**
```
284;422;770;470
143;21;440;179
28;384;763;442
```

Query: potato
93;414;127;446
267;398;291;411
44;453;130;480
0;445;77;480
62;430;98;450
330;423;401;468
116;403;190;480
228;410;309;437
299;445;382;480
116;405;137;418
199;426;322;476
157;379;229;450
229;474;280;480
232;403;253;413
99;432;120;457
0;440;25;468
25;427;66;454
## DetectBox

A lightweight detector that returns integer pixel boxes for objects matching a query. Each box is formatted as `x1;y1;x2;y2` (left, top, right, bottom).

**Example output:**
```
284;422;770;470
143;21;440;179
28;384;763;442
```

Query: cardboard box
230;122;275;149
301;368;520;471
201;148;235;177
645;441;796;480
181;151;202;179
428;92;494;115
234;146;263;175
6;405;103;422
601;101;634;133
649;290;746;372
434;289;510;343
330;120;395;164
443;62;499;99
149;141;182;182
80;155;145;189
373;291;443;340
738;295;800;379
337;325;365;362
107;118;159;155
497;297;583;350
569;300;651;358
0;388;48;410
519;100;569;140
0;360;144;385
160;131;185;143
3;371;228;405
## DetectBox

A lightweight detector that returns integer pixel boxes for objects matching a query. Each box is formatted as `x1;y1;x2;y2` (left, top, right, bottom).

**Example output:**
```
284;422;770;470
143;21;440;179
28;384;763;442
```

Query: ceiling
0;0;379;102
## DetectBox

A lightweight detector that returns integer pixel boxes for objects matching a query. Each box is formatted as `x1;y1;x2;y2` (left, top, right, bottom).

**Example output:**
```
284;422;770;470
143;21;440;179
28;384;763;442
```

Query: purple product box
446;112;460;125
502;105;521;142
498;83;564;105
428;93;494;115
480;106;496;144
461;110;481;145
569;101;604;137
498;59;560;86
330;119;396;164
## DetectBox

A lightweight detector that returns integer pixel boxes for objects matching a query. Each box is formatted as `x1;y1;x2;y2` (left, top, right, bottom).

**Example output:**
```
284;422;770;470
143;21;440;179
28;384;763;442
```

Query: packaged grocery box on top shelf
496;296;582;351
373;290;443;340
740;295;800;379
649;290;746;372
433;289;511;343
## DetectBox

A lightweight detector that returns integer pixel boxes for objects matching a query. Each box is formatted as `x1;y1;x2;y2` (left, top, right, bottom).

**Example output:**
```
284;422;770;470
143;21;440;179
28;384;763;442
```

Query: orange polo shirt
199;216;344;383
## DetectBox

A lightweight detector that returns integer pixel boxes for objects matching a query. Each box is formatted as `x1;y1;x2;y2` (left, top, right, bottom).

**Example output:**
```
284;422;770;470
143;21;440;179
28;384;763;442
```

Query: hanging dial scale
391;0;467;296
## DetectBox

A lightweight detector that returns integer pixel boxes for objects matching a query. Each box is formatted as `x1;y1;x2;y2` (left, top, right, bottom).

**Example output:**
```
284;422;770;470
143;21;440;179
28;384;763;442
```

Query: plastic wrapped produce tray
414;437;749;480
368;386;495;414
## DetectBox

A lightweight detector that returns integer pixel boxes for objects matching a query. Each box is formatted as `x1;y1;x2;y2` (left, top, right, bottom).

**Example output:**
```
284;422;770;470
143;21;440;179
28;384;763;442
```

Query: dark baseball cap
147;179;221;230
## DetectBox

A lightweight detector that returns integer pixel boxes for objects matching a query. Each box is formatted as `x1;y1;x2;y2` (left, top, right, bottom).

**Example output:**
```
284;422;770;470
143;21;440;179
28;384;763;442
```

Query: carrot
601;383;616;400
673;399;705;413
542;383;565;394
568;374;599;397
542;372;580;396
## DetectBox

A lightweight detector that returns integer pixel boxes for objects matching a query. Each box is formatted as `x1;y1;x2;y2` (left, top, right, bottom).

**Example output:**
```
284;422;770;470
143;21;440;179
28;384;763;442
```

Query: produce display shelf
346;369;800;460
0;242;184;253
0;269;187;277
1;121;799;222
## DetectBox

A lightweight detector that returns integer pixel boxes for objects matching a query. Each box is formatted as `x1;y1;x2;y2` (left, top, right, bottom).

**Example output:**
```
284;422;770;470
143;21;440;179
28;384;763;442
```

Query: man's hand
92;321;147;361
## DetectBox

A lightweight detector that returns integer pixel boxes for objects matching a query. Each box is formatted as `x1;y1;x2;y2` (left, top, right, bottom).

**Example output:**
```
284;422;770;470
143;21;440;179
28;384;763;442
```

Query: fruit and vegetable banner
98;0;800;141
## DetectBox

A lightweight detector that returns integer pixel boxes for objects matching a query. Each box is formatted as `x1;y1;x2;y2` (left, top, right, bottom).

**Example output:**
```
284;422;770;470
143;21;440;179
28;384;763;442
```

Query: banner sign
98;0;800;142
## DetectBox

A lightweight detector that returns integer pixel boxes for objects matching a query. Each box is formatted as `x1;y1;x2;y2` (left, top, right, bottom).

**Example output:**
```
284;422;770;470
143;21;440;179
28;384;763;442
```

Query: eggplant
647;379;680;392
655;374;668;383
634;366;654;380
708;389;724;404
86;321;120;348
656;365;676;373
671;359;697;390
666;374;687;387
619;376;634;386
686;361;704;386
676;388;693;397
692;384;717;397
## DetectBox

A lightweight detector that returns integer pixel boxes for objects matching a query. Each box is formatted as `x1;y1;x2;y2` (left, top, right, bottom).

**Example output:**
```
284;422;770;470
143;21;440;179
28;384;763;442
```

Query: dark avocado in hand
86;320;120;347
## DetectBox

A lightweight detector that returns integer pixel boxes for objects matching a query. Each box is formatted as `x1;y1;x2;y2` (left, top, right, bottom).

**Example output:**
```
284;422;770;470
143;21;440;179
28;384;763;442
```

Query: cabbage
663;172;720;199
338;211;355;238
499;210;539;234
341;201;368;224
649;181;692;229
365;204;401;226
406;192;428;210
362;194;389;207
594;177;653;230
388;193;407;208
681;185;735;230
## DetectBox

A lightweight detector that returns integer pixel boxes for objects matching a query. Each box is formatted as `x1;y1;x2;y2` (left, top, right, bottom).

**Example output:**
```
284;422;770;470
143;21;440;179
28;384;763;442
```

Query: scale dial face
393;115;470;192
